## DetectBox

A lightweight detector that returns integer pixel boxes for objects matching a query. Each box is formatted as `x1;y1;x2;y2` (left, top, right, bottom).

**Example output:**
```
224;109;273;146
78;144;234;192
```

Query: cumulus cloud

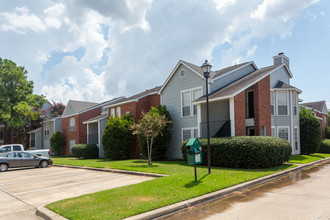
0;0;321;104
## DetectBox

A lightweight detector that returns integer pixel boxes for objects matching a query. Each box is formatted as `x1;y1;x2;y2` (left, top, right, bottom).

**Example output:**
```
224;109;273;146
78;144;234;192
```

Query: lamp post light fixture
201;60;212;174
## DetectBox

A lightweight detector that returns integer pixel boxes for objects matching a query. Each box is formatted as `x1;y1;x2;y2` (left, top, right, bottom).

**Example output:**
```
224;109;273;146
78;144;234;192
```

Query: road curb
52;164;167;178
124;158;330;220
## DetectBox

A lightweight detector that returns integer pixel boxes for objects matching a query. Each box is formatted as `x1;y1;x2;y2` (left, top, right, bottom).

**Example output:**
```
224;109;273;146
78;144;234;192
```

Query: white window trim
271;126;276;137
270;91;275;116
180;86;203;118
276;91;289;116
277;126;290;142
181;127;198;143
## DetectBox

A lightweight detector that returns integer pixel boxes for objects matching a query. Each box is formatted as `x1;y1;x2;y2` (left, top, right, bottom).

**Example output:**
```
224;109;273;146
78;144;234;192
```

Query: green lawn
289;153;330;164
47;157;295;219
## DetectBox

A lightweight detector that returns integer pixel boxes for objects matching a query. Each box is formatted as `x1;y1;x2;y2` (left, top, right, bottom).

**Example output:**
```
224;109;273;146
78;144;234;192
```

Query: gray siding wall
270;66;290;88
210;64;256;93
161;64;205;159
35;130;42;149
55;118;62;132
43;121;54;149
99;118;108;158
62;102;77;117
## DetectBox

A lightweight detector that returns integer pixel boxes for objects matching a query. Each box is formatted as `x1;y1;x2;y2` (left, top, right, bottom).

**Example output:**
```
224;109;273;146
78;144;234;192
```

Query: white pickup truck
0;144;50;157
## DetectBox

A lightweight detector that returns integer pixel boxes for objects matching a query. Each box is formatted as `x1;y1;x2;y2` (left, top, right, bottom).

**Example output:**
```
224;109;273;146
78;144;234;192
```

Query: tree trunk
148;138;153;166
11;127;14;143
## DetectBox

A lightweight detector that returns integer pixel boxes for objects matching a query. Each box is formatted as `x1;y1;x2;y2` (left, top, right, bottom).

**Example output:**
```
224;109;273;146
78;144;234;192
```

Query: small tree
50;131;64;156
300;107;322;154
48;101;65;118
102;113;134;160
138;105;172;160
132;111;171;165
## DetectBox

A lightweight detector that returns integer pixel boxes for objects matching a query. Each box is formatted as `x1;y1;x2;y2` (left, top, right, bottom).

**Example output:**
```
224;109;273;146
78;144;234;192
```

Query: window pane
277;92;287;105
110;108;115;116
271;128;275;137
193;89;202;101
183;130;191;141
183;106;190;117
278;106;288;115
193;129;198;138
193;104;197;116
271;105;274;115
182;91;190;106
13;146;21;151
278;128;289;141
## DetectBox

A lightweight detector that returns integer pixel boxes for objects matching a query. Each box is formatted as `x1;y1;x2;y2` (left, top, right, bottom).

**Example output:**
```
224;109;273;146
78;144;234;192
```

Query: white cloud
0;0;321;104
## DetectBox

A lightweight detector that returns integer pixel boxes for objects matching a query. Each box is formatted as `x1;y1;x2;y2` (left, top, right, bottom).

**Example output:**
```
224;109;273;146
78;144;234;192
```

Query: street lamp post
201;60;212;174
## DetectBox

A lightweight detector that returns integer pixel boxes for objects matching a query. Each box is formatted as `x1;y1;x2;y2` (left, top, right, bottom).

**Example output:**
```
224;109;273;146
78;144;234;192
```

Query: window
294;127;299;151
277;91;288;115
44;124;50;136
271;126;276;137
116;107;121;118
261;126;266;136
182;128;198;142
0;146;11;153
270;91;275;115
179;69;186;78
293;92;298;116
69;140;75;153
110;108;115;117
13;146;21;151
69;117;75;132
21;152;34;158
278;127;289;141
181;87;202;117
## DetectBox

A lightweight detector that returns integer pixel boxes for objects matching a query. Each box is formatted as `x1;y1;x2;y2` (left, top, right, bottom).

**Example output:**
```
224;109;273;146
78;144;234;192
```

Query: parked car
0;144;50;157
0;151;53;172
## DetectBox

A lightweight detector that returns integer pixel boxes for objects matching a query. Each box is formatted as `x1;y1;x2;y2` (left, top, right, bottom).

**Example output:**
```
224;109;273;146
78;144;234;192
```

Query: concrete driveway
0;166;154;219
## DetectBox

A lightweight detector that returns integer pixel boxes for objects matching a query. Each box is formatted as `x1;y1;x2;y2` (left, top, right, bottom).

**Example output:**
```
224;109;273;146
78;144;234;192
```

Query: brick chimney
273;52;289;68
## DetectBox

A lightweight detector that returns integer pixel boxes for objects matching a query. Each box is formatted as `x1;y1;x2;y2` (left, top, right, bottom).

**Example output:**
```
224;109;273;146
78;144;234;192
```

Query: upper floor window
277;91;288;115
293;92;298;116
69;117;75;132
181;87;203;117
270;91;275;115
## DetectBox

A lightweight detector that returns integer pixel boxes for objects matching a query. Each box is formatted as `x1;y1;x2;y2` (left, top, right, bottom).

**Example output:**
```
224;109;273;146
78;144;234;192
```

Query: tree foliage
138;105;172;161
102;113;135;160
50;131;64;156
132;110;171;165
300;107;322;154
48;101;66;118
0;58;46;143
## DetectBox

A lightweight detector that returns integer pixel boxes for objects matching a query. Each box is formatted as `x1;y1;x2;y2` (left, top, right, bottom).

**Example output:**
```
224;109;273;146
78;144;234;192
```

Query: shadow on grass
184;173;208;188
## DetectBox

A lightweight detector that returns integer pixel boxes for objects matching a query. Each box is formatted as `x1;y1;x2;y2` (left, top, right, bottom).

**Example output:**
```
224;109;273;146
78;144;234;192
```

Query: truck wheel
40;160;48;168
0;163;8;172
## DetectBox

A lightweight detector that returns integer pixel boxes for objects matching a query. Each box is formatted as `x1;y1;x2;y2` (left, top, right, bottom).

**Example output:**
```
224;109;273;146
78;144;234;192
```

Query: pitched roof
83;112;108;124
210;62;251;79
105;86;162;108
300;101;327;113
274;81;302;93
70;100;99;113
194;65;280;103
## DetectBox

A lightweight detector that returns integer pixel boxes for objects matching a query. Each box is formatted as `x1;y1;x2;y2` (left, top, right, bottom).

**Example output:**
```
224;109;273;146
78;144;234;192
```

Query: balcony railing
88;133;98;144
200;120;231;138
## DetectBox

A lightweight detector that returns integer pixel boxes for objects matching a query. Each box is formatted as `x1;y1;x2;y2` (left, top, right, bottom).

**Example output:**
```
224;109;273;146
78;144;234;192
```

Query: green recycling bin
186;138;202;165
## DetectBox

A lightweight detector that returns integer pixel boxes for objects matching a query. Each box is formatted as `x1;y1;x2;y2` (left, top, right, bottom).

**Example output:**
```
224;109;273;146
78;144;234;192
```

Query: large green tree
0;58;46;144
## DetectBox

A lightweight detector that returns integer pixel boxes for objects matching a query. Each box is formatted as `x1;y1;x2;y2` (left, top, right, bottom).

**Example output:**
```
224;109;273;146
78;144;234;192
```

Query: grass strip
47;158;295;219
289;153;330;164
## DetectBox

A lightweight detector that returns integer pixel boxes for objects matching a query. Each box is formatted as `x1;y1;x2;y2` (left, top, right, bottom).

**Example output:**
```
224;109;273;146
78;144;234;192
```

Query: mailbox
186;138;202;165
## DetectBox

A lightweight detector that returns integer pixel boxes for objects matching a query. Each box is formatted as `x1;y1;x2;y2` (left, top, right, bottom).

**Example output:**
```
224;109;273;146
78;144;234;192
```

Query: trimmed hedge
325;127;330;139
318;139;330;153
181;136;292;169
71;144;99;159
50;131;64;156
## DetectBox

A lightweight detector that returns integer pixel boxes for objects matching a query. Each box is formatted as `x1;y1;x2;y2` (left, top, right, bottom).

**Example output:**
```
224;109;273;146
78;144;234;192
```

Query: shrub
102;113;134;160
138;105;172;161
181;136;292;169
50;131;64;156
325;127;330;139
71;144;99;159
318;139;330;153
300;107;322;154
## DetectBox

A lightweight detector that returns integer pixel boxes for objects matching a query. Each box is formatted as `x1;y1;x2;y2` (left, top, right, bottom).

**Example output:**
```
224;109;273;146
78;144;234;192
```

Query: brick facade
315;111;328;139
108;94;161;158
254;75;271;136
234;91;246;136
62;107;101;155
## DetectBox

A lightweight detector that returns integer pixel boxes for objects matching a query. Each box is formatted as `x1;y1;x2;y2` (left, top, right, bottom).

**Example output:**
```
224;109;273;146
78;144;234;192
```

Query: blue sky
0;0;329;109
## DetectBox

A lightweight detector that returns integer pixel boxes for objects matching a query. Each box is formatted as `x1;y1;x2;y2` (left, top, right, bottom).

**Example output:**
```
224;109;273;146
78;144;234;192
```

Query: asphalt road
163;163;330;220
0;166;154;220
